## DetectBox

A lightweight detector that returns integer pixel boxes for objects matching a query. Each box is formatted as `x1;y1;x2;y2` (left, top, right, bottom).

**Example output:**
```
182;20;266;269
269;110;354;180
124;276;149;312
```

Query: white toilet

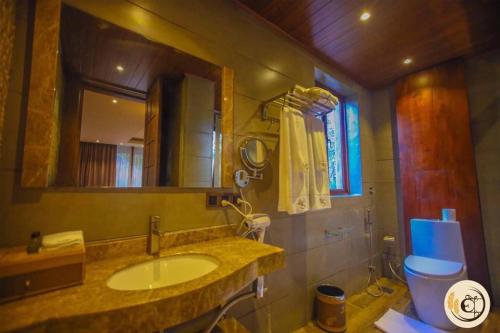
404;218;467;330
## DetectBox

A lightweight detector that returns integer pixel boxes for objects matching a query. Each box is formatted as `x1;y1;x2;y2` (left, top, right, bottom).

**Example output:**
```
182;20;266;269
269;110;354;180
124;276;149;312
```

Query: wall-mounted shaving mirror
239;138;269;180
22;2;233;188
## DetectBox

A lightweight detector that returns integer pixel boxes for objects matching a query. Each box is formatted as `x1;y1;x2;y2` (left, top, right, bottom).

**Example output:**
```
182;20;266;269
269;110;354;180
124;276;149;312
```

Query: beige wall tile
270;292;308;333
375;160;396;183
471;120;500;153
466;50;500;304
374;182;398;234
374;134;395;161
266;216;307;255
475;150;500;182
347;259;373;296
237;304;271;333
305;239;350;285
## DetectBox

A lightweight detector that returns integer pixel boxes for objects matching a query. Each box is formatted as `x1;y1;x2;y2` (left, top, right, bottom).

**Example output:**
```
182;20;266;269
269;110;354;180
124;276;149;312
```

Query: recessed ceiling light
116;65;124;72
360;12;371;21
112;99;118;104
119;142;123;146
96;139;100;143
403;58;413;65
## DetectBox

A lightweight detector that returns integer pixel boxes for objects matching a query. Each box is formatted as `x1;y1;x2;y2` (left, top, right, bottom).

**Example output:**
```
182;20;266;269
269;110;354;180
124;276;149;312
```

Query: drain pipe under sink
203;278;266;333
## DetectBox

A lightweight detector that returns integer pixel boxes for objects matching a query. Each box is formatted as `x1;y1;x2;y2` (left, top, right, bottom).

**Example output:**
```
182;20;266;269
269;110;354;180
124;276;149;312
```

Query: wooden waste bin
316;285;346;332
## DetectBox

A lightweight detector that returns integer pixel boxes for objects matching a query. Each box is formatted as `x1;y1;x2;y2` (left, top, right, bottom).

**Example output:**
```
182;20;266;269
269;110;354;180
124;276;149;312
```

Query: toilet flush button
444;280;490;328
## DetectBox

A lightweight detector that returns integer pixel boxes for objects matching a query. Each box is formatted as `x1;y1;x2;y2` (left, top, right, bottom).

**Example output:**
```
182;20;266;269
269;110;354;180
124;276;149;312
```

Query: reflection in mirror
245;139;269;167
56;5;224;188
79;90;145;187
240;138;269;181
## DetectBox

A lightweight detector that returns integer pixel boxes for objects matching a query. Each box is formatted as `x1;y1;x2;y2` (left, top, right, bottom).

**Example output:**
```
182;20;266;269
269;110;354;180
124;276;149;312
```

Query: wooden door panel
56;78;84;186
415;169;458;218
395;60;490;291
142;78;162;186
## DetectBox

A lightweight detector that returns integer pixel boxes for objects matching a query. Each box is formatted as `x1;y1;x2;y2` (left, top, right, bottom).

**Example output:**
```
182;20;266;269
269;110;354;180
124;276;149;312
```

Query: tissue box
0;244;85;303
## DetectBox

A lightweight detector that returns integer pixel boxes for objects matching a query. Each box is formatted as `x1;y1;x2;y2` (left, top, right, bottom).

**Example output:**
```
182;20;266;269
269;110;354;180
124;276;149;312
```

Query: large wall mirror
22;1;233;188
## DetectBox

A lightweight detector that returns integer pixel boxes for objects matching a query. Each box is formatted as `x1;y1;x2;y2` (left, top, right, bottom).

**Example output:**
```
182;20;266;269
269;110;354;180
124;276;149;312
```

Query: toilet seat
403;219;468;330
404;255;464;278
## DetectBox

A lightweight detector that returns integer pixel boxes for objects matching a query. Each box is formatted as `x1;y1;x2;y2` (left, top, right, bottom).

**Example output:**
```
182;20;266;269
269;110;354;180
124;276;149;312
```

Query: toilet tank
410;218;466;264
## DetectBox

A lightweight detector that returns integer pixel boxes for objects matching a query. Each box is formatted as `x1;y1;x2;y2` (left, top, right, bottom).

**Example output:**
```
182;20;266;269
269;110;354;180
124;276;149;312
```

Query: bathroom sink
107;254;219;291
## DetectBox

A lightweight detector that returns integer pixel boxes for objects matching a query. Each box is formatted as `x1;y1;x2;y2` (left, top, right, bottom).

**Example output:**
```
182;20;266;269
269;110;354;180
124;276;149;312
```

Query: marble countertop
0;236;285;333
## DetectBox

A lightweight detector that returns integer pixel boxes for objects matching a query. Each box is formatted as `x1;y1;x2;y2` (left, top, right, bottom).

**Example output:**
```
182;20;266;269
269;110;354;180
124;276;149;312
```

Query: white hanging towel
305;114;331;210
278;106;310;214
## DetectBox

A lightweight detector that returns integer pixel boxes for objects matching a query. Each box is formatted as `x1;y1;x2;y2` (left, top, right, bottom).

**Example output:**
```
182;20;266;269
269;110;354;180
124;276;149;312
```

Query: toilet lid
404;255;463;278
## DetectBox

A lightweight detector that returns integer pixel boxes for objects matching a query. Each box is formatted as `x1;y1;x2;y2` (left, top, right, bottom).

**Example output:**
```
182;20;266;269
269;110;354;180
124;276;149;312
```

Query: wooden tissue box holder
0;244;85;303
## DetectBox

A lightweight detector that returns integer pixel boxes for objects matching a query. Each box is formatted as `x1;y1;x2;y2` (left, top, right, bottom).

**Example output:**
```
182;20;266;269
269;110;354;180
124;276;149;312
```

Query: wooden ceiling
237;0;499;88
60;5;221;97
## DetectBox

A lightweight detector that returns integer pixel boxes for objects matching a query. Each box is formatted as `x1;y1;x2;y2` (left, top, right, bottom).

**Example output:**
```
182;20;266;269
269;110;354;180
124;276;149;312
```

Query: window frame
317;83;350;196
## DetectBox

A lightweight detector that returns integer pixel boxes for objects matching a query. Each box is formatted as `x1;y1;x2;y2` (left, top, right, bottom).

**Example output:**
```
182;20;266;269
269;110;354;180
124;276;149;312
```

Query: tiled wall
370;88;403;272
228;208;380;332
465;50;500;304
0;1;399;332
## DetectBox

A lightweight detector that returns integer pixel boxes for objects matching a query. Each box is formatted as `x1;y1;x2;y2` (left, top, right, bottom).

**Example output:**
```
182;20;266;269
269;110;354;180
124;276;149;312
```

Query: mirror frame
21;0;234;189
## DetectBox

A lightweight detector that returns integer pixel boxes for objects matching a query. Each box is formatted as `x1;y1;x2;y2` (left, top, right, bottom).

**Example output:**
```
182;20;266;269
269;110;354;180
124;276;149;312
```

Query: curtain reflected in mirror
79;142;117;187
78;143;143;188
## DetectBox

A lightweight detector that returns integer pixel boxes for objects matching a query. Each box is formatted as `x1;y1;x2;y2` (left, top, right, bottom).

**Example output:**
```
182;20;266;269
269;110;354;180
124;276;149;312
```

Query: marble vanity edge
3;239;285;333
40;261;262;332
85;224;237;262
256;250;286;276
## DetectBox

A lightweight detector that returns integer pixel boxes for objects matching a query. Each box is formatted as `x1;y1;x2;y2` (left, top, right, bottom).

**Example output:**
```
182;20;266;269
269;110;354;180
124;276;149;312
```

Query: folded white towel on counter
42;231;84;249
305;114;331;211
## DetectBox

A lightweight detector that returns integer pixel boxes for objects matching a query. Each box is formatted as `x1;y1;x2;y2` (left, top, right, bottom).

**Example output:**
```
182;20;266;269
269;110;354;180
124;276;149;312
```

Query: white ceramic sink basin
107;254;219;291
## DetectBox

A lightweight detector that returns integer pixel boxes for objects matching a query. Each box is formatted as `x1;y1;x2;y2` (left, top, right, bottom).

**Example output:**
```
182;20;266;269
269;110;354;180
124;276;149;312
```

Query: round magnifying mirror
241;138;269;170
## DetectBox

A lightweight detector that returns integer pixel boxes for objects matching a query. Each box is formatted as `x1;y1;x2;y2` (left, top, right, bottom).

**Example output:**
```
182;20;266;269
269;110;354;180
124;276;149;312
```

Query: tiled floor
294;278;499;333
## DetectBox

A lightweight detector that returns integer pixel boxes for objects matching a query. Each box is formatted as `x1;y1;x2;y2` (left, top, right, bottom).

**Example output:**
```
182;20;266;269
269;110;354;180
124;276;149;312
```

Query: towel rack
261;85;338;123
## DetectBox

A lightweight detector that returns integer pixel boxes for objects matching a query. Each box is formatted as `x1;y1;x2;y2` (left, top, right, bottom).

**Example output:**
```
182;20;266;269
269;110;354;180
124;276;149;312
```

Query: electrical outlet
232;194;242;205
207;193;247;208
219;193;231;207
206;193;219;208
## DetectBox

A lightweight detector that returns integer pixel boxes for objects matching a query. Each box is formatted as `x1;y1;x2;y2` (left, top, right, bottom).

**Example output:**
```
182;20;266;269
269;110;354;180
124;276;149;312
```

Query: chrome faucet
148;216;162;256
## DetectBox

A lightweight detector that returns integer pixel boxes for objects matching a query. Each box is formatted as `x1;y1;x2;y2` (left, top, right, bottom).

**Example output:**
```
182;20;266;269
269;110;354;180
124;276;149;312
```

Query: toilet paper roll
441;208;456;222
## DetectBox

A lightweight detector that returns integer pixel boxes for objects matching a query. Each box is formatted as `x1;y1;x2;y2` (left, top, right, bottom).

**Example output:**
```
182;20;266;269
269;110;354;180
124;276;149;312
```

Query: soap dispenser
27;231;42;254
